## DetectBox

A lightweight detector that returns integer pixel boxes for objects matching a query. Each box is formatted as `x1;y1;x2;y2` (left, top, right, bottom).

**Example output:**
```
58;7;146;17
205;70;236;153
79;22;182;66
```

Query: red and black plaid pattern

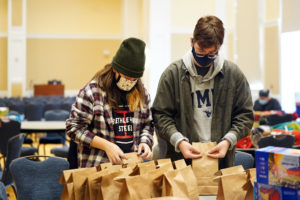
66;80;154;167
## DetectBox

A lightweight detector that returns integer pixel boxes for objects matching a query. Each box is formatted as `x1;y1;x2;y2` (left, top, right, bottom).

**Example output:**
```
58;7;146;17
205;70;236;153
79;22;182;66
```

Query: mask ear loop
114;71;121;83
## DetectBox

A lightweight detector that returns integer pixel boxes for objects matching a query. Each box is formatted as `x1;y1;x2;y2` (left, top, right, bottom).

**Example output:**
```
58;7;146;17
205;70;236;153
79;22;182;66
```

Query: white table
21;121;66;133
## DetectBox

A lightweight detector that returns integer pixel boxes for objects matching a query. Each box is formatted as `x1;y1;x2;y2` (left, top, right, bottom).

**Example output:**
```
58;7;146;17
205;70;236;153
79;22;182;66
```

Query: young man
253;89;282;111
152;16;254;168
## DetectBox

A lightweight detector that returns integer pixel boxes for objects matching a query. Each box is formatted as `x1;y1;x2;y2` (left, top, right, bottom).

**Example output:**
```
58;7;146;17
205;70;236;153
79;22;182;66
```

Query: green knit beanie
112;37;146;78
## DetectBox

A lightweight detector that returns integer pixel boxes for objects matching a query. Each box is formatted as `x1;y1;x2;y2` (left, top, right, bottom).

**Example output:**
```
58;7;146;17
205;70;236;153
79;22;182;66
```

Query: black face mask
192;47;217;67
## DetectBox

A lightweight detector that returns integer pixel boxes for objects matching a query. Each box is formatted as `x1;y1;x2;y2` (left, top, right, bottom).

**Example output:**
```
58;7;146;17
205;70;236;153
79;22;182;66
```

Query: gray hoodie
182;51;224;142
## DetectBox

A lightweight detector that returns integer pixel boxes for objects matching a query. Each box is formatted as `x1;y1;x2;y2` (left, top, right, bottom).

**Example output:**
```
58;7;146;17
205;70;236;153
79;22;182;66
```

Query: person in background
253;89;282;111
66;38;153;168
151;15;254;168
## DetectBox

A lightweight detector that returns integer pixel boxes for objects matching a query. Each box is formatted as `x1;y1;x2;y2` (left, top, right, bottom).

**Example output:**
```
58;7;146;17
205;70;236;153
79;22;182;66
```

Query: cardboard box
255;146;300;189
254;182;299;200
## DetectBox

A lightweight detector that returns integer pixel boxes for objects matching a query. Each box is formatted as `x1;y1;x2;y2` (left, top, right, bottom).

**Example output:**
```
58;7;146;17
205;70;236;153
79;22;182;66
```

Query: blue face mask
192;47;216;67
259;99;267;105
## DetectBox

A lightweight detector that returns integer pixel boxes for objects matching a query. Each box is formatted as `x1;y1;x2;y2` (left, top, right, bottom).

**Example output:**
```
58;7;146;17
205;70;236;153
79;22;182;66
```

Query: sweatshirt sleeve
151;70;182;147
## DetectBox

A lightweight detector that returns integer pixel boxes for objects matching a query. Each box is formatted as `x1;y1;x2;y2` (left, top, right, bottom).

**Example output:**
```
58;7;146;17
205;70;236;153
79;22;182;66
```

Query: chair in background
234;151;254;170
0;134;24;186
257;134;295;148
7;101;25;115
24;103;44;121
0;181;8;200
50;145;69;158
0;120;37;161
38;110;69;155
23;102;44;152
0;120;21;164
10;156;69;200
44;101;61;114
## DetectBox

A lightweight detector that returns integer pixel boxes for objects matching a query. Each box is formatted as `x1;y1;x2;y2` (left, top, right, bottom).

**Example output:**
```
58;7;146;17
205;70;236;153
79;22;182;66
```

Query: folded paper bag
243;168;256;200
101;168;133;200
214;165;248;200
117;160;175;200
162;166;198;200
60;167;97;200
192;142;218;195
85;165;122;200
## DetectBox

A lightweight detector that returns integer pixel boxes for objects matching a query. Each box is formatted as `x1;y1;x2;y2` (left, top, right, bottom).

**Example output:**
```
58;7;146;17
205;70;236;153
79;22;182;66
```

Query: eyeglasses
194;51;218;59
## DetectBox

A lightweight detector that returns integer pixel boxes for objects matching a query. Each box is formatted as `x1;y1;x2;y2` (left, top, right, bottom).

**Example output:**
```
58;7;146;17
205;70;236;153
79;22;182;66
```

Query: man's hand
138;143;152;160
207;139;230;158
178;140;202;159
104;142;127;164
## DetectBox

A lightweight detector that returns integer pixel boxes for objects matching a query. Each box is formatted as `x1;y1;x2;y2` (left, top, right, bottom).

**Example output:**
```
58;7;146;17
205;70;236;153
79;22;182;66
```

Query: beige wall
171;0;215;29
282;0;300;32
27;0;122;35
266;0;279;22
265;26;279;94
171;34;191;62
0;0;8;32
25;0;124;91
12;0;23;26
0;0;288;97
26;39;121;90
0;0;8;91
0;38;7;91
170;0;215;64
236;0;261;84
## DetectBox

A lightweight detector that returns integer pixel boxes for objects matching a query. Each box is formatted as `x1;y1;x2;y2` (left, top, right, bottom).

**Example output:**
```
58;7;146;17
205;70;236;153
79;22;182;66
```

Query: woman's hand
104;142;127;165
207;139;230;158
138;143;152;160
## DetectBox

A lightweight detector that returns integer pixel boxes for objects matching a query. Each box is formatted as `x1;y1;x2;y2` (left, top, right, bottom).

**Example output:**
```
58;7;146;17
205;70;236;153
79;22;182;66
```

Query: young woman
66;38;153;167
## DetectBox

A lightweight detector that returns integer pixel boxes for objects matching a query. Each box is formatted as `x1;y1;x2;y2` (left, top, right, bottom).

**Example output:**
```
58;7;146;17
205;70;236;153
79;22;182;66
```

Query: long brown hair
92;64;145;111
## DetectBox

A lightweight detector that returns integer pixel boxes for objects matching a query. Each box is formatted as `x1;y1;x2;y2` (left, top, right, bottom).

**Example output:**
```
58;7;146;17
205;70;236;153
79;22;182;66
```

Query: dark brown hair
92;64;145;111
193;15;224;49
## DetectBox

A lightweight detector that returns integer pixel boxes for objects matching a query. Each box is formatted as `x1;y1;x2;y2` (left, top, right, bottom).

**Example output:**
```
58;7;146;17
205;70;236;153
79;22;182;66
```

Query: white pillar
7;0;26;97
122;0;141;39
148;0;171;103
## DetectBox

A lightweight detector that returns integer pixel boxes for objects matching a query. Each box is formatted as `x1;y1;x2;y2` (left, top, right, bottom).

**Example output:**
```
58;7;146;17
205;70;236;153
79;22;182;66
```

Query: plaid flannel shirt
66;80;154;167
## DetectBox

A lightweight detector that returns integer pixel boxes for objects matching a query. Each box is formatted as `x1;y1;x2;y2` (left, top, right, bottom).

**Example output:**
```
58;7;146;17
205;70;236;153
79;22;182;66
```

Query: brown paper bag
61;182;75;200
60;167;97;200
144;197;189;200
215;165;248;200
138;160;157;174
178;165;198;200
118;174;152;200
101;168;133;200
192;142;218;195
118;161;175;200
148;163;175;197
85;165;122;200
173;159;186;169
162;169;189;198
97;162;113;171
216;165;244;175
123;152;143;164
244;168;256;200
156;158;172;167
72;167;97;200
